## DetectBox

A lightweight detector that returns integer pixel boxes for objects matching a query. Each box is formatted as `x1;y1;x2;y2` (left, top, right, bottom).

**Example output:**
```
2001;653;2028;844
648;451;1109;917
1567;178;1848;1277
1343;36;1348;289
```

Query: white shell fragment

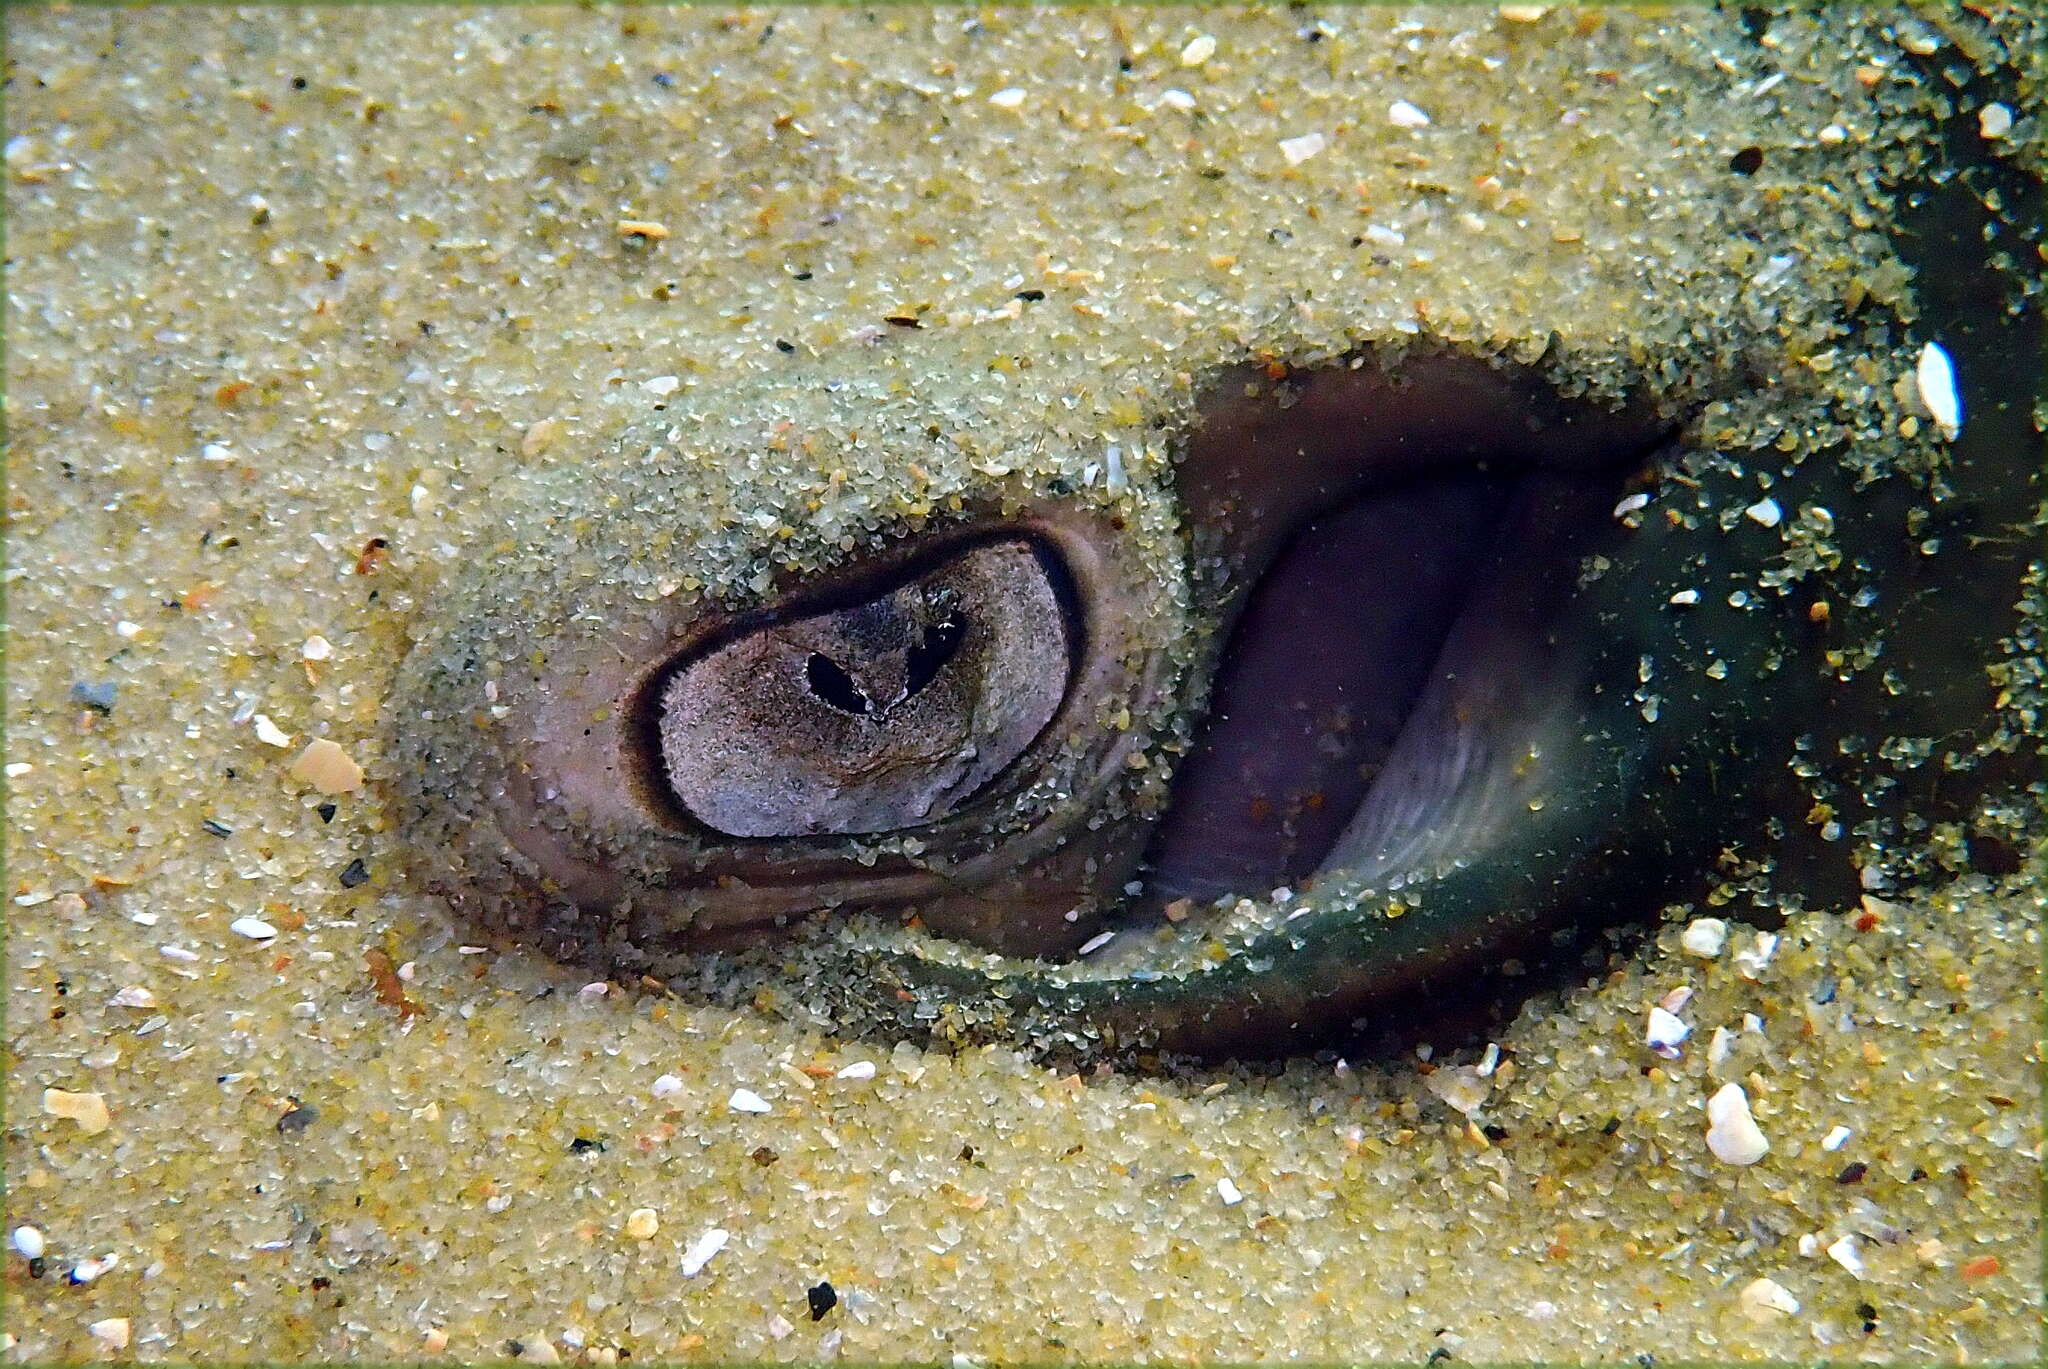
1743;497;1782;528
1424;1065;1492;1115
1732;931;1779;980
252;714;293;748
1915;340;1962;440
230;916;279;940
987;88;1026;110
1388;100;1432;129
835;1060;877;1081
1706;1083;1770;1165
1739;1276;1800;1320
1826;1233;1866;1278
1679;917;1728;958
1216;1176;1243;1206
1278;131;1327;166
679;1227;730;1277
651;1073;684;1100
87;1318;131;1351
1821;1125;1853;1152
1613;491;1651;519
10;1226;46;1260
1179;33;1216;66
69;1253;117;1283
1646;1006;1691;1058
1978;102;2013;140
108;985;158;1009
727;1088;772;1114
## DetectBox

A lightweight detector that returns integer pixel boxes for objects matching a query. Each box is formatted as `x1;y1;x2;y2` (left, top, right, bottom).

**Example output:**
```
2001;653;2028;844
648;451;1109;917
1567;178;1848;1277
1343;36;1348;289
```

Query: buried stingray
389;316;2042;1060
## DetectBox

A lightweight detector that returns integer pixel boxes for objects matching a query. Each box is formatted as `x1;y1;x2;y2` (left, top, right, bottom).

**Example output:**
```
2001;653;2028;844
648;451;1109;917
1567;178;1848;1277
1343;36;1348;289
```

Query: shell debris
1278;132;1327;166
289;739;364;794
42;1089;111;1135
1738;1276;1800;1320
1914;340;1962;440
1679;918;1727;958
1705;1083;1769;1165
679;1227;730;1278
87;1319;131;1351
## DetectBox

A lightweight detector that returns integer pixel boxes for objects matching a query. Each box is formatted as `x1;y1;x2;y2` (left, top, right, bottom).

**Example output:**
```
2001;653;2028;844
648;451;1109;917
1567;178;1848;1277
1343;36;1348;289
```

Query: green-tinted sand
6;7;2040;1361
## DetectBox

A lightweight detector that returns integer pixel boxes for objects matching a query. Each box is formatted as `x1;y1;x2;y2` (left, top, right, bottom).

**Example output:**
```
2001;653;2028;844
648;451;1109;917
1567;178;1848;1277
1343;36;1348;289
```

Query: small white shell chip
727;1087;772;1114
1739;1276;1800;1320
1706;1082;1770;1165
680;1227;730;1277
1388;100;1432;129
1646;1006;1691;1058
1915;340;1962;439
1679;917;1728;958
1278;131;1327;166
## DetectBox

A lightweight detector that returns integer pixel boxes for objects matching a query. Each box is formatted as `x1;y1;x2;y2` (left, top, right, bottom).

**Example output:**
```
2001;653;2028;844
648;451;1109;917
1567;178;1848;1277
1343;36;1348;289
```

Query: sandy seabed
5;6;2042;1363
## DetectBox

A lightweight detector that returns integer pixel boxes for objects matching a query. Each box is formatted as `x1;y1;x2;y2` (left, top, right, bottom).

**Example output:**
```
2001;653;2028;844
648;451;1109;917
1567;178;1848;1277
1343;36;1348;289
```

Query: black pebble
569;1135;605;1153
70;681;118;715
277;1103;319;1134
338;858;369;889
775;338;796;353
316;803;337;823
807;1280;837;1321
1729;146;1764;175
202;818;234;838
1836;1161;1869;1184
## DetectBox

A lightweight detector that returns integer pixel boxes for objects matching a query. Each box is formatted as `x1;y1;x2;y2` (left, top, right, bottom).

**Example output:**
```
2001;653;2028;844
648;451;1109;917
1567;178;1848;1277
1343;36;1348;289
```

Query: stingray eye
651;539;1072;838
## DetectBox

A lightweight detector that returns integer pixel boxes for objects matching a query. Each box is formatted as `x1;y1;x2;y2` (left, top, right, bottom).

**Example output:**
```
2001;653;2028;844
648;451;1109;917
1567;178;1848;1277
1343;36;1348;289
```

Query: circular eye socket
655;539;1073;838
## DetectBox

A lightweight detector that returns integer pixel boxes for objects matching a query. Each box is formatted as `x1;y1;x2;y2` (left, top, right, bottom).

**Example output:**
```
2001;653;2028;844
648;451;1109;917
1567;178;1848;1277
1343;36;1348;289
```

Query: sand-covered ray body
9;6;2042;1360
394;304;2039;1056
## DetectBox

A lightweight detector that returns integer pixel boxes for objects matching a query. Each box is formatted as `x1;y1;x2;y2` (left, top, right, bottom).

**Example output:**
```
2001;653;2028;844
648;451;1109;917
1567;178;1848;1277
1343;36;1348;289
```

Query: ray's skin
389;316;2037;1064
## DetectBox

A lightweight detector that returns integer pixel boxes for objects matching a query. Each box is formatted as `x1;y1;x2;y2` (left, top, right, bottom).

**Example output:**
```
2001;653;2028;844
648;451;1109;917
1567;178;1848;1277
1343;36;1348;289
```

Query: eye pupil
902;615;967;700
804;652;873;715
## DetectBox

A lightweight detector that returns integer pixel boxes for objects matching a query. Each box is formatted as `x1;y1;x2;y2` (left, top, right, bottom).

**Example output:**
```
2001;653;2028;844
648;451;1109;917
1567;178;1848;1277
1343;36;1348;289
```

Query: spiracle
390;322;2038;1060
